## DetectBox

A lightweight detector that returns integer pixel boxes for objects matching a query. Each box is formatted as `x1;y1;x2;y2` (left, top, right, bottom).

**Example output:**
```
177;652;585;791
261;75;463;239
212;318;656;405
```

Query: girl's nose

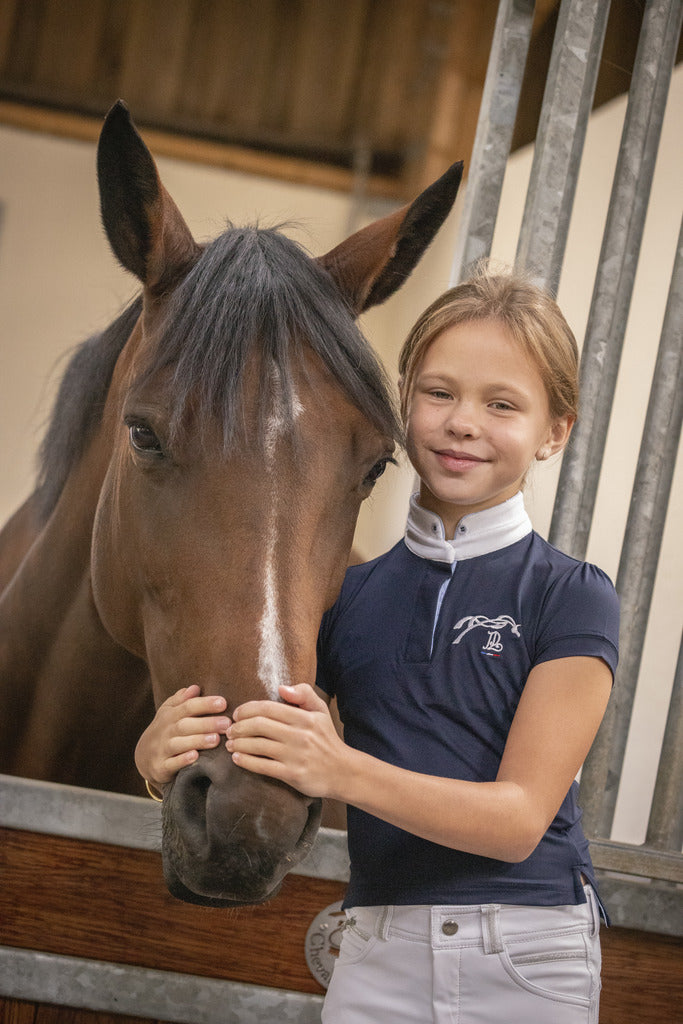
446;403;480;438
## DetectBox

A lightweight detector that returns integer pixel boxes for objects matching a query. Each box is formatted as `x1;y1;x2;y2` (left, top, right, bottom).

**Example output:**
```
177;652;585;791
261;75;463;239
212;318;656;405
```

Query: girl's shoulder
338;539;407;598
527;533;620;669
320;539;413;633
528;531;618;598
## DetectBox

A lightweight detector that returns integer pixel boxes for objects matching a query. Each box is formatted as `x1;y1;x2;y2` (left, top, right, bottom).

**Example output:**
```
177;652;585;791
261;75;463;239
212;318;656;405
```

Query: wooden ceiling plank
34;0;109;97
0;0;47;83
95;0;135;110
408;0;499;194
179;0;255;126
0;0;21;71
353;0;428;151
230;0;291;132
285;0;370;140
116;0;195;120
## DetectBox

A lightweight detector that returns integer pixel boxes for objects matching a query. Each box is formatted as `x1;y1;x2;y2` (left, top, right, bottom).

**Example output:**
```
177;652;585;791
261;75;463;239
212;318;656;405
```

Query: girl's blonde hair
398;269;579;424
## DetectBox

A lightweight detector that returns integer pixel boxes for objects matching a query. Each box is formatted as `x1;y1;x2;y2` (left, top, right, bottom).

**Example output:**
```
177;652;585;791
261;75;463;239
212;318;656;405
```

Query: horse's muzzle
160;746;321;906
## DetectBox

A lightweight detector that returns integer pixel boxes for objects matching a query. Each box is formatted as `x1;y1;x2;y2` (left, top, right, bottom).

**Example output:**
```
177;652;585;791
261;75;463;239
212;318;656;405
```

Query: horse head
90;101;461;905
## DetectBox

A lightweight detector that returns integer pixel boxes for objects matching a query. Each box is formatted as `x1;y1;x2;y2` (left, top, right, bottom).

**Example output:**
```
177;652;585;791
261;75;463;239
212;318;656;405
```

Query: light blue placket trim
431;564;456;656
404;492;533;653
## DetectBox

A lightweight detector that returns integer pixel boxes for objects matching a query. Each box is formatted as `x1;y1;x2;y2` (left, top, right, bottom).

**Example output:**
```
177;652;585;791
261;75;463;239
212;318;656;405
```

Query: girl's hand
226;684;349;800
134;685;230;789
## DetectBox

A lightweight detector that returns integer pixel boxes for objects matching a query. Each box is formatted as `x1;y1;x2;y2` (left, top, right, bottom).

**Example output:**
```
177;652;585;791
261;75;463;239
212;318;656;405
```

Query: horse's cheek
90;492;145;658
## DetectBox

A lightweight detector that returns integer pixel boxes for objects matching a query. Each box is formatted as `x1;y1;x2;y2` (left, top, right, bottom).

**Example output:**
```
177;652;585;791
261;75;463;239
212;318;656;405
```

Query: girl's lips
435;450;485;472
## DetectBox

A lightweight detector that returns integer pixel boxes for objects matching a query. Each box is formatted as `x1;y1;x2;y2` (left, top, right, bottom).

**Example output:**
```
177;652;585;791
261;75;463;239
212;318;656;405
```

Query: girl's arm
135;685;230;790
226;657;612;862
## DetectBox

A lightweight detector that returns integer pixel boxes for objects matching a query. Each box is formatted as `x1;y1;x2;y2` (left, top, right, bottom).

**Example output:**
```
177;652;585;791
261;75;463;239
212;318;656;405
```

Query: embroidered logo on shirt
452;615;521;657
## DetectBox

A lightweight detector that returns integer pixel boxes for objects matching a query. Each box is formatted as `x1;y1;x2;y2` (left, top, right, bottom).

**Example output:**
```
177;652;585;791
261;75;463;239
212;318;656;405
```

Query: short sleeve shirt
316;493;619;910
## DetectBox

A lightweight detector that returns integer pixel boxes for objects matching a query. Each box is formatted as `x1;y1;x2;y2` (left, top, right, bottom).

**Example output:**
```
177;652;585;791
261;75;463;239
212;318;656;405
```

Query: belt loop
376;905;393;940
586;886;600;938
482;904;504;955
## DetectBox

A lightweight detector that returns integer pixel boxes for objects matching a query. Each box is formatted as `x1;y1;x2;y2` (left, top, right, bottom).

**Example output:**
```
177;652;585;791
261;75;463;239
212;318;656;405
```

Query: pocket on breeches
498;924;601;1019
336;916;379;967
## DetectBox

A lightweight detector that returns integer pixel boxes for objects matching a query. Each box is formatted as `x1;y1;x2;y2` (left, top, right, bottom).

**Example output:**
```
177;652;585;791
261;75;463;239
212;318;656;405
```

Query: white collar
404;491;532;564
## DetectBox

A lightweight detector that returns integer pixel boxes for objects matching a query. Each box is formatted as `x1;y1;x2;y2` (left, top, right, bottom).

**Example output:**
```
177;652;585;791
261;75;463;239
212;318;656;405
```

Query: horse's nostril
185;773;211;826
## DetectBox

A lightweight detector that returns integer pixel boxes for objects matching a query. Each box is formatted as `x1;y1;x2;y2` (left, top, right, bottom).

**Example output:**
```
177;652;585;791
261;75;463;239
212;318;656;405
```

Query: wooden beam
0;827;345;994
0;100;402;199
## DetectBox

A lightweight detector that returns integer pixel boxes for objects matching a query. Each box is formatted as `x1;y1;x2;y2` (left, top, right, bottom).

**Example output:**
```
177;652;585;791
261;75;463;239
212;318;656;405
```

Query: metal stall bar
449;0;535;285
646;630;683;851
549;0;683;559
580;215;683;838
515;0;610;295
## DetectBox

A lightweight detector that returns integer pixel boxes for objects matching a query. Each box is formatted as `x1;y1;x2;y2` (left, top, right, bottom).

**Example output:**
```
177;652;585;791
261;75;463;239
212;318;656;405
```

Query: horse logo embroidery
452;615;521;657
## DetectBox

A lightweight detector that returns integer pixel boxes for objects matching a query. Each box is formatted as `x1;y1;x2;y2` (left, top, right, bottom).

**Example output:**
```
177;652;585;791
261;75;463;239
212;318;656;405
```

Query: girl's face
404;318;572;537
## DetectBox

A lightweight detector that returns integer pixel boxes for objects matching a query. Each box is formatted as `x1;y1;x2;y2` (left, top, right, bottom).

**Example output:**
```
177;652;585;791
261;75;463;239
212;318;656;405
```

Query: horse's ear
318;162;463;313
97;101;200;290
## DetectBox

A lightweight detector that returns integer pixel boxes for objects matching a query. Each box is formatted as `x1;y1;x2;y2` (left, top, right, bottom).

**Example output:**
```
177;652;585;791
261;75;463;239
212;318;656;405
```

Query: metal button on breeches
441;920;459;935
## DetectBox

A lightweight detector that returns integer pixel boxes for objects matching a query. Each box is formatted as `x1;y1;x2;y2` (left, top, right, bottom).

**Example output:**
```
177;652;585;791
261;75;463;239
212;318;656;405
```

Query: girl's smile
434;449;488;472
404;318;572;536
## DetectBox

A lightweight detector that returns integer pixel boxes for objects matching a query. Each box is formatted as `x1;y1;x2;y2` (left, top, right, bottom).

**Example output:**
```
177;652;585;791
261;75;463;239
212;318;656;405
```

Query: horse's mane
36;295;143;520
36;226;401;520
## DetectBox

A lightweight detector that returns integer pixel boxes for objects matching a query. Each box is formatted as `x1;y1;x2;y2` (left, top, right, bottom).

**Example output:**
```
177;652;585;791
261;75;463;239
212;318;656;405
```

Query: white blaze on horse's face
257;380;304;699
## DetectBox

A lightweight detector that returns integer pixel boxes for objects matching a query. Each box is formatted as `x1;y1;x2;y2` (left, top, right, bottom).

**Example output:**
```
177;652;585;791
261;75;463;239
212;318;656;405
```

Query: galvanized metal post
646;631;683;851
550;0;683;558
580;215;683;836
449;0;535;285
515;0;610;294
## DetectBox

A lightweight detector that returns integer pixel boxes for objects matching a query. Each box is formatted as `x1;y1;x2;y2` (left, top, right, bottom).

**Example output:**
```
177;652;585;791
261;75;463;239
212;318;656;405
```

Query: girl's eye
430;389;452;400
128;422;163;455
364;457;395;487
490;401;514;411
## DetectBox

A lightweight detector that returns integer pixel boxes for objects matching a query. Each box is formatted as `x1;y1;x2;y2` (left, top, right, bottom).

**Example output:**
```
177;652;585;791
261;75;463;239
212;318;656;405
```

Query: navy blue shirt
316;494;619;911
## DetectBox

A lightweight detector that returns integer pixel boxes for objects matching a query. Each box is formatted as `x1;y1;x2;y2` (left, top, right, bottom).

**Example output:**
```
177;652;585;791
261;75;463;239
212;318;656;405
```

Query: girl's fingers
159;689;226;716
183;694;227;716
227;715;293;746
169;731;223;756
231;685;324;724
229;750;286;781
232;700;303;726
227;736;281;759
165;684;201;707
177;713;231;737
279;683;328;712
159;747;200;782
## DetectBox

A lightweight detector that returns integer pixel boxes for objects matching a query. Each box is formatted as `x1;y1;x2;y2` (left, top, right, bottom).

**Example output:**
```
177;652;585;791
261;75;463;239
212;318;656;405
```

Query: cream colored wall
0;66;680;843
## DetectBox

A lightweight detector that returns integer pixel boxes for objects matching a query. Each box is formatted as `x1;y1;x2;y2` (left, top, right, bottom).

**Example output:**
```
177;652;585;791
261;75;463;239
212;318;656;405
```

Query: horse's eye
364;457;393;487
128;422;163;455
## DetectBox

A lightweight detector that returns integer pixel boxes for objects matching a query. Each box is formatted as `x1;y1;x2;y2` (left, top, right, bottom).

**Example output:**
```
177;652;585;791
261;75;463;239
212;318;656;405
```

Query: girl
136;270;618;1024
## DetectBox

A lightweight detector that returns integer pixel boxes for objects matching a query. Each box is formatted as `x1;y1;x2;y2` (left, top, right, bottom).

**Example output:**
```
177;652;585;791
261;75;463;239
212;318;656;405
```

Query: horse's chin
161;807;320;907
161;852;286;907
160;752;322;906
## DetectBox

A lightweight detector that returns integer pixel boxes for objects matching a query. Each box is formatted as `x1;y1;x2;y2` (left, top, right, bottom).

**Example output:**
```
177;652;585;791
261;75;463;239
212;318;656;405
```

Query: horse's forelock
142;226;402;451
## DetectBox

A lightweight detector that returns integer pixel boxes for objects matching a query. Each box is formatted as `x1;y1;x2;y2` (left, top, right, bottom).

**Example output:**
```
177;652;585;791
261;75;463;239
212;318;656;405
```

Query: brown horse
0;101;461;905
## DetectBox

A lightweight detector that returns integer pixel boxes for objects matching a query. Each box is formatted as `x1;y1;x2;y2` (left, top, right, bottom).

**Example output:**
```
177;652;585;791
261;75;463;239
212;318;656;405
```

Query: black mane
36;295;142;520
36;226;401;520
